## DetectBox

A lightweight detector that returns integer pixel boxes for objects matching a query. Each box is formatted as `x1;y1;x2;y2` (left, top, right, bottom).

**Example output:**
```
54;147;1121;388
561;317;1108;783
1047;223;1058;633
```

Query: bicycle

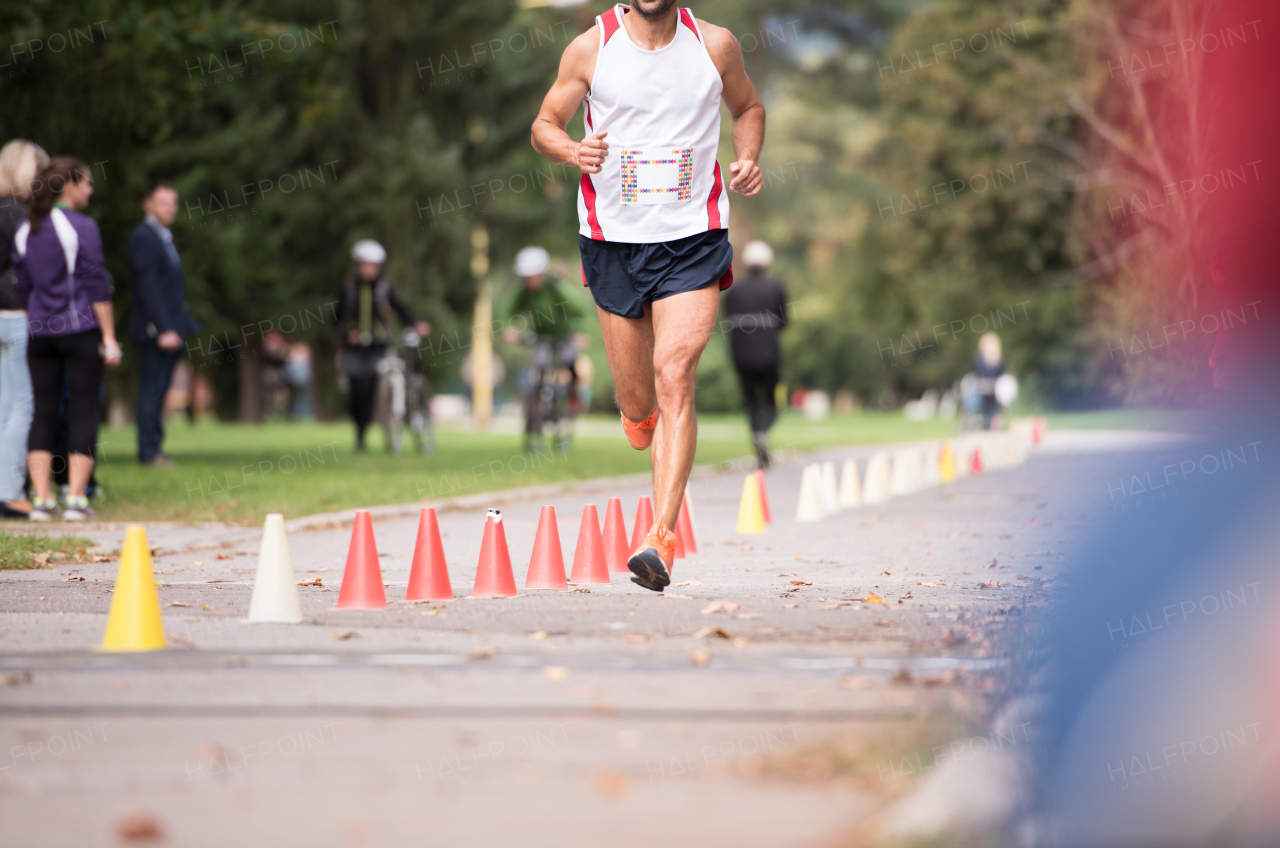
376;327;436;455
521;336;582;454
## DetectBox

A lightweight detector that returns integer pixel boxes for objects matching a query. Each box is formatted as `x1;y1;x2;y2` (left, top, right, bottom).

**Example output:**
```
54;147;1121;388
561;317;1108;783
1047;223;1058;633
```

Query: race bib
620;147;694;205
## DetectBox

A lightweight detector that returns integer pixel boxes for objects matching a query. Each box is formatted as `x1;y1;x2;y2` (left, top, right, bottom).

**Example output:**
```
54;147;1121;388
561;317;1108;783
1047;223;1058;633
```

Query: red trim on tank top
706;161;724;230
679;8;702;41
600;8;623;46
581;174;605;240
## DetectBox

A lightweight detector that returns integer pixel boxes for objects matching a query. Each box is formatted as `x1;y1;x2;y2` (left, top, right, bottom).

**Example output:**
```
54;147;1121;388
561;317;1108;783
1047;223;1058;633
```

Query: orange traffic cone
525;506;568;590
754;470;772;524
631;496;655;551
472;509;518;598
569;504;610;584
602;497;630;573
676;494;699;553
971;447;984;474
405;507;452;602
336;510;387;609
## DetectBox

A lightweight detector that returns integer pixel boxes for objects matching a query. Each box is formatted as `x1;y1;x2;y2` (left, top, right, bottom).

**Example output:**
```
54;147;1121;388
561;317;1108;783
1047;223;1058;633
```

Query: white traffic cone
864;452;891;503
795;464;824;522
820;461;840;514
247;513;303;624
920;444;940;488
838;457;861;509
890;449;912;496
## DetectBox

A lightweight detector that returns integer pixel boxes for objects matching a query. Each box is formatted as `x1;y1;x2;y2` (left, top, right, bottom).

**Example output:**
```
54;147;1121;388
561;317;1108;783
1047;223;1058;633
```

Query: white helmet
514;246;550;278
351;239;387;264
742;240;774;269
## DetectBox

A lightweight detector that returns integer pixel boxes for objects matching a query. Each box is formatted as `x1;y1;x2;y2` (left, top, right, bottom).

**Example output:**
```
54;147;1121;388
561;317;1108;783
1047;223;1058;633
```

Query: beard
631;0;677;21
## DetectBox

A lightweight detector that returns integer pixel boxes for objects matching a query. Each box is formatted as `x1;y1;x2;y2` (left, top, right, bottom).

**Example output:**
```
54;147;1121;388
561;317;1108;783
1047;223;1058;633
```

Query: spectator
127;180;198;468
336;239;429;451
724;240;788;469
973;331;1004;429
0;140;48;519
11;156;121;521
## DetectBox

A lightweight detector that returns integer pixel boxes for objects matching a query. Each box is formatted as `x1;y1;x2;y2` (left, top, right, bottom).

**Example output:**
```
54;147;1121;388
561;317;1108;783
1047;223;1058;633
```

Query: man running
532;1;764;591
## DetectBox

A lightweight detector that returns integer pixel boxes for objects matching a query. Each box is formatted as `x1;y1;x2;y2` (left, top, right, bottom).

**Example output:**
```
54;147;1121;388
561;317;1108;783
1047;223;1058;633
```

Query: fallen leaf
529;631;549;641
569;587;591;593
626;634;649;644
976;580;1006;589
115;812;162;841
692;626;749;647
592;769;629;798
985;560;998;569
701;601;740;615
874;618;892;627
169;602;192;608
861;593;885;604
543;665;570;682
297;578;324;587
663;592;693;599
777;573;796;577
92;555;114;562
901;591;914;600
168;634;192;646
880;570;893;576
4;671;33;686
215;553;232;560
318;567;331;572
946;604;964;611
330;630;360;640
783;603;799;609
420;606;444;616
689;649;711;666
63;575;85;582
740;545;754;552
917;582;945;588
816;603;846;610
201;604;214;610
77;547;87;554
675;580;702;587
735;612;760;620
789;580;812;586
32;552;50;566
192;561;205;567
470;646;495;660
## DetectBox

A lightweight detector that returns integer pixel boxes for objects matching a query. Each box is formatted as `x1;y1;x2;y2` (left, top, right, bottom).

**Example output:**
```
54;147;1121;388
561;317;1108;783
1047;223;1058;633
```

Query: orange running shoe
627;522;676;592
622;407;659;450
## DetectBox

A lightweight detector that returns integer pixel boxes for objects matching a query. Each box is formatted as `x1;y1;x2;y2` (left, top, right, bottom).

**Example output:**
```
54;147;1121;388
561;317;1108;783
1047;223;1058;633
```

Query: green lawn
87;408;1189;524
0;530;97;569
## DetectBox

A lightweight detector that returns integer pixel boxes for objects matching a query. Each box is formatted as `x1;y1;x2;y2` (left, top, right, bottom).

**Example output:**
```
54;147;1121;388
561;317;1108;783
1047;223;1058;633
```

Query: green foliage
0;530;96;569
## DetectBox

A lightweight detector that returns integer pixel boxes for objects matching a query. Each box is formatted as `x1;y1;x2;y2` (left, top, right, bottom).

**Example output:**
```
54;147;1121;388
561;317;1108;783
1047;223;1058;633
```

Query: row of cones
99;494;703;650
795;417;1048;522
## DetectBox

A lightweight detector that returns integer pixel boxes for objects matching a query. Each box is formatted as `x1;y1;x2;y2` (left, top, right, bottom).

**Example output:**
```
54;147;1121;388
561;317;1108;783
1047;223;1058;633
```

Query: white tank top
577;5;729;244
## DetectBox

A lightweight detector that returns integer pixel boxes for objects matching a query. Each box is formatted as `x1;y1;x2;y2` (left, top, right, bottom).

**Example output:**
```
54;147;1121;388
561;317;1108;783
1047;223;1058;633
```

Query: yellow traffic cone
939;442;957;483
100;526;166;652
736;474;766;534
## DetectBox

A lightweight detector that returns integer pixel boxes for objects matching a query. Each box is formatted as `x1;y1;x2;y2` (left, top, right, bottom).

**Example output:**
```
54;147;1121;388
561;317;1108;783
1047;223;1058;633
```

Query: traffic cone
972;446;984;473
676;494;698;553
406;507;453;601
472;509;518;597
920;446;939;488
796;464;823;522
631;496;655;551
820;462;840;514
939;442;957;483
525;505;568;590
864;452;891;503
247;513;302;623
569;504;610;584
890;450;912;496
838;458;860;508
736;474;766;533
100;526;166;652
602;498;630;574
337;510;387;609
754;470;772;523
1032;416;1044;445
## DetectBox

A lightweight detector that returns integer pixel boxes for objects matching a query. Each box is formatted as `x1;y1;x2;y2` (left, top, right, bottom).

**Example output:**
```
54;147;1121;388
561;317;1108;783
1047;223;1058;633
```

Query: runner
531;1;765;591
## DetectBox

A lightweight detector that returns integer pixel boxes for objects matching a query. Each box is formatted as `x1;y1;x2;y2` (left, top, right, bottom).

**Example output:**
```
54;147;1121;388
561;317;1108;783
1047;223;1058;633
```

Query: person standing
0;140;49;518
11;157;121;521
335;239;430;451
127;180;198;468
724;240;787;469
532;1;765;591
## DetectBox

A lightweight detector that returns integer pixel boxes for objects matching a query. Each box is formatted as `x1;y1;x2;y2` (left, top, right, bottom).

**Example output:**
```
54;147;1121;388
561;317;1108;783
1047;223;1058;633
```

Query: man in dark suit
127;181;198;467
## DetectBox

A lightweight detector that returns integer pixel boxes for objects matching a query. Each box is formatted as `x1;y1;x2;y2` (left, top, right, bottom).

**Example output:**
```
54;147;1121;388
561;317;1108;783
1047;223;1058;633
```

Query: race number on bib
620;147;694;205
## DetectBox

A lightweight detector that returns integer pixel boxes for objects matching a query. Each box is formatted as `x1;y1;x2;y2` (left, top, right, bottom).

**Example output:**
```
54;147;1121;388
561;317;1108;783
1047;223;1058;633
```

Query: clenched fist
577;131;609;174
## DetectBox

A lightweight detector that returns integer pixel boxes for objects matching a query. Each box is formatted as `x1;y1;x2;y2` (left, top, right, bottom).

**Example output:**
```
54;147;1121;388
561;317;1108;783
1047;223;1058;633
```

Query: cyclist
336;239;430;451
500;247;589;449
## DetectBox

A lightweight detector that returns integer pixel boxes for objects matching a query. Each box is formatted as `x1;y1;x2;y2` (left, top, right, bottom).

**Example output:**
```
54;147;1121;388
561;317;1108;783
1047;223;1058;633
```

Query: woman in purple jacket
11;157;121;521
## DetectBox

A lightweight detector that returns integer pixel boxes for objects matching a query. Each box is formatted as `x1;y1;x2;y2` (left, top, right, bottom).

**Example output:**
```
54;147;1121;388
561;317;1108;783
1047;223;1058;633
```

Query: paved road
0;430;1179;847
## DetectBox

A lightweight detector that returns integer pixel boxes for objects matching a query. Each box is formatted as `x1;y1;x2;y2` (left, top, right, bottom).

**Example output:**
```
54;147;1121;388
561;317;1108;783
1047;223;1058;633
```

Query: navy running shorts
579;229;734;319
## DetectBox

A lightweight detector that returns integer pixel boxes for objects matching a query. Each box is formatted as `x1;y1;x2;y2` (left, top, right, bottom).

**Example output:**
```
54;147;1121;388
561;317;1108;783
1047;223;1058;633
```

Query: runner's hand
728;159;762;196
577;132;609;174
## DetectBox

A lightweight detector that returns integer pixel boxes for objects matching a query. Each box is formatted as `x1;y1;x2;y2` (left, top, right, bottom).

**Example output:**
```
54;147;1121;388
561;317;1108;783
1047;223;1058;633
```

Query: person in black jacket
336;240;430;451
126;180;199;467
724;240;788;469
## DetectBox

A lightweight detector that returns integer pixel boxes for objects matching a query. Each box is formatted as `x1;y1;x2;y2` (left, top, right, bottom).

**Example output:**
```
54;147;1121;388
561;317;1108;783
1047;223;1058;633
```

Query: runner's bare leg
596;305;656;424
649;285;720;529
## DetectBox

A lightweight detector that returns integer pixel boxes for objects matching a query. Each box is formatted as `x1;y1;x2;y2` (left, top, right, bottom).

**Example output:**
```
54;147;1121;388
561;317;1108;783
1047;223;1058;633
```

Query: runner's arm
531;30;607;174
702;23;765;196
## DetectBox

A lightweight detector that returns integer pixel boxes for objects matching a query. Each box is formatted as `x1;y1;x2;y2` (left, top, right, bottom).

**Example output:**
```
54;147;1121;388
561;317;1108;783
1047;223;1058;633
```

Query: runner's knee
655;360;695;404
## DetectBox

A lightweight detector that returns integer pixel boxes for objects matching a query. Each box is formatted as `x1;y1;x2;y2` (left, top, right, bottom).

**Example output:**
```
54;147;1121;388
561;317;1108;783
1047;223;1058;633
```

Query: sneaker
63;496;95;522
622;407;659;451
627;522;676;592
29;498;59;522
142;454;175;469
